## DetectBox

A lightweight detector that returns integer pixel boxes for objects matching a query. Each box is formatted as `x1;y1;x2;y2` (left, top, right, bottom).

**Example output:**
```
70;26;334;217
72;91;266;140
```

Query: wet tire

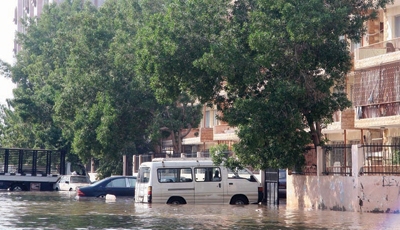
167;197;186;204
10;184;25;191
230;196;248;205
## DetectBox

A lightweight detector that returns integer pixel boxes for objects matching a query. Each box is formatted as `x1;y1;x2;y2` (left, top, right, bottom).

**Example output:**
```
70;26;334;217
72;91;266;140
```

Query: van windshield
70;176;90;183
138;167;150;183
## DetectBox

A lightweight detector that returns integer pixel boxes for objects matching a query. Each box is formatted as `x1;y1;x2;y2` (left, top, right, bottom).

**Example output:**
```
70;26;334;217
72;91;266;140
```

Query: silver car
54;175;91;191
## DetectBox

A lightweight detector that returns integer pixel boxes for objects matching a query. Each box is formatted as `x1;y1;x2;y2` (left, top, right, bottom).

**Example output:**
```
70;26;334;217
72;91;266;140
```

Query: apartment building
161;105;239;156
14;0;105;54
322;1;400;147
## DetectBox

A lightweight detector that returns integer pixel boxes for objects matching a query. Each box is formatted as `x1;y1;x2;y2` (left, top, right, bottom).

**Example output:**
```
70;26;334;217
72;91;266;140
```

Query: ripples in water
0;191;398;229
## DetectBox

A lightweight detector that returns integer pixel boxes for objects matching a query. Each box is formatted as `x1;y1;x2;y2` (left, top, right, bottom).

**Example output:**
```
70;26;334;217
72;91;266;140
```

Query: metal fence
0;148;64;176
362;144;400;175
322;144;400;176
323;145;352;176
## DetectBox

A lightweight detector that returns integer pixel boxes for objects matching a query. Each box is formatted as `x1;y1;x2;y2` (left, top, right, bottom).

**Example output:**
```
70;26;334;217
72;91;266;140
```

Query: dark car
76;175;136;198
278;169;286;198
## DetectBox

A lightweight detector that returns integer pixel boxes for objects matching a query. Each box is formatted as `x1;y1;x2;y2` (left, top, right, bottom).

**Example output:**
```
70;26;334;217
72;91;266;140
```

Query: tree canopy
0;0;394;174
137;0;393;169
0;0;198;178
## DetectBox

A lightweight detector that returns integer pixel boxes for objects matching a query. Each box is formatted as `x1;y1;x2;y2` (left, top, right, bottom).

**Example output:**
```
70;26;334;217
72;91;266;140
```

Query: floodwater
0;191;399;230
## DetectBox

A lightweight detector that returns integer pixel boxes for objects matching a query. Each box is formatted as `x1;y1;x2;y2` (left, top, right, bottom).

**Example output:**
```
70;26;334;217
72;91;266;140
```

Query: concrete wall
287;146;400;213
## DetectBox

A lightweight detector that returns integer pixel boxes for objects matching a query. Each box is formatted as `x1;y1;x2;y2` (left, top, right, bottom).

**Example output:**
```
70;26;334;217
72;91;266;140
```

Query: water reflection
0;191;399;229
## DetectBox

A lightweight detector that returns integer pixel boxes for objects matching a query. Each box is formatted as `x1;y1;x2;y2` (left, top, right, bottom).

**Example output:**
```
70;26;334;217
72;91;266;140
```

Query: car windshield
70;176;90;183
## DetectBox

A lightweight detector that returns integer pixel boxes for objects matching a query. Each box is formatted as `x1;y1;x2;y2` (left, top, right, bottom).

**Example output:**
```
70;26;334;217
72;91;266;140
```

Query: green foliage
1;0;205;177
138;0;392;170
210;144;244;173
393;151;400;165
149;93;202;154
1;0;393;174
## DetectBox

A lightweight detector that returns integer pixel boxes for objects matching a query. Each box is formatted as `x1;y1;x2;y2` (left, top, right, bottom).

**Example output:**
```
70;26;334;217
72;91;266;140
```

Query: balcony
213;124;239;141
354;38;400;69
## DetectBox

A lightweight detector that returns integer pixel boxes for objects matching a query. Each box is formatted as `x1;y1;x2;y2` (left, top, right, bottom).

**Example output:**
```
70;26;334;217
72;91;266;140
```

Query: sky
0;1;17;106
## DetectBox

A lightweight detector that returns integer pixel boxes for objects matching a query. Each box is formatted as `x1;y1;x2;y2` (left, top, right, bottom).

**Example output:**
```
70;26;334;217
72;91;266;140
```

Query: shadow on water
0;191;399;229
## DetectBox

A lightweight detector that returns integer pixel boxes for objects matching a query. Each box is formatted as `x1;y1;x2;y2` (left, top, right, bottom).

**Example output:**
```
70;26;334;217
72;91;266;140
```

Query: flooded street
0;191;399;229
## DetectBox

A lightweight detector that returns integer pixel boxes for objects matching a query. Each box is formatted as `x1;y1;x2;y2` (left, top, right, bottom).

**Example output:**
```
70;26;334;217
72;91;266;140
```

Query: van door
59;176;67;191
136;166;151;202
157;167;195;204
194;167;224;204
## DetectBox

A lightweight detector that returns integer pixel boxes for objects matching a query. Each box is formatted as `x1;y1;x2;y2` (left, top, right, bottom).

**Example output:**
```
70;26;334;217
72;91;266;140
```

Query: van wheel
230;196;248;205
167;197;186;204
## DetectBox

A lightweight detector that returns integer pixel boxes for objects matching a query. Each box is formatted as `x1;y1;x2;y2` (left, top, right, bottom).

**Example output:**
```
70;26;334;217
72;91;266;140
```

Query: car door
105;177;129;196
126;177;136;196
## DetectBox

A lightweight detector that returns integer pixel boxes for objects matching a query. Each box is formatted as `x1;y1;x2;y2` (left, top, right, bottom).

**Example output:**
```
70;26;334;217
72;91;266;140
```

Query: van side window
227;168;253;180
194;167;221;182
157;168;192;183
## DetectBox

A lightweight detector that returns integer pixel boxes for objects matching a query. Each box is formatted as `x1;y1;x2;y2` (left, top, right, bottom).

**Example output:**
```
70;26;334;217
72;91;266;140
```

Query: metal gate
264;168;279;205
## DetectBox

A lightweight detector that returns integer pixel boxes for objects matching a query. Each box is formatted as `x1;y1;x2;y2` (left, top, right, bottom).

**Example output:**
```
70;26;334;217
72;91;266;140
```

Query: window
227;168;253;180
205;111;210;128
194;167;221;182
127;178;136;187
138;167;150;183
395;15;400;38
157;168;193;183
213;110;218;126
70;176;90;183
107;178;126;187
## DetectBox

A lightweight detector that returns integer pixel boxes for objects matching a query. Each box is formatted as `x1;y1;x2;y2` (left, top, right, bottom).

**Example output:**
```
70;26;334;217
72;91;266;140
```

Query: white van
135;158;263;205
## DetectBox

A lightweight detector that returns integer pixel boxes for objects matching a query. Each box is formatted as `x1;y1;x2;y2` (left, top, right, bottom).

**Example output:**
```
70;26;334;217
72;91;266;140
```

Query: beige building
324;1;400;146
287;1;400;213
161;104;239;156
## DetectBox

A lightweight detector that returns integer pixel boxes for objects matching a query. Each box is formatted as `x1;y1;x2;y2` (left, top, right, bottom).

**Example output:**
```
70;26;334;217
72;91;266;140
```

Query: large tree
5;1;87;150
2;0;203;178
137;0;392;170
150;93;202;154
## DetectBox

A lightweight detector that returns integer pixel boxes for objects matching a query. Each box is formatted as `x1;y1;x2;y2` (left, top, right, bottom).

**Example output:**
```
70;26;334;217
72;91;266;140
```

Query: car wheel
55;187;59;191
167;197;185;204
97;194;106;199
230;196;248;205
11;184;25;191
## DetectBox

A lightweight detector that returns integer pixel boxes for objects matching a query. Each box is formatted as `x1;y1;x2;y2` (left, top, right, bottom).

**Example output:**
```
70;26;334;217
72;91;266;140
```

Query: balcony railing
355;37;400;60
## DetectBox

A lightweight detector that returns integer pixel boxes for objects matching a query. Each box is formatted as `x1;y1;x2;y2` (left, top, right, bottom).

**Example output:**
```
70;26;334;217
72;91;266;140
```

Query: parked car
54;175;91;191
278;169;287;198
76;175;136;198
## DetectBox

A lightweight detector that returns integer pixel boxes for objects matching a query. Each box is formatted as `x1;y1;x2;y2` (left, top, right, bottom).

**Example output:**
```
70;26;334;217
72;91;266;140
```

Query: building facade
323;0;400;146
287;1;400;212
161;104;239;156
